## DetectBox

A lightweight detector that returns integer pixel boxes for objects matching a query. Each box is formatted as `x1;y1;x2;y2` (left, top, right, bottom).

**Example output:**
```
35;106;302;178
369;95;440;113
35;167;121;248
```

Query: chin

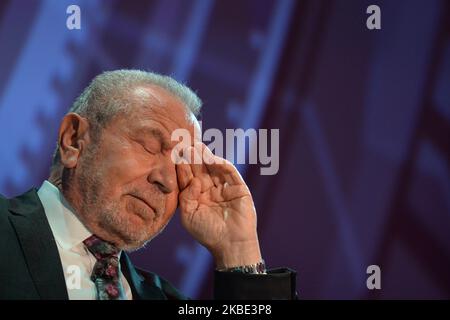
118;235;153;252
114;223;160;251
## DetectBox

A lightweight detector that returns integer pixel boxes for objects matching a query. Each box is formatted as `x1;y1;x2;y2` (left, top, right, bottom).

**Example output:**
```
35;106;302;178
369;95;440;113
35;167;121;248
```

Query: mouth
128;194;157;216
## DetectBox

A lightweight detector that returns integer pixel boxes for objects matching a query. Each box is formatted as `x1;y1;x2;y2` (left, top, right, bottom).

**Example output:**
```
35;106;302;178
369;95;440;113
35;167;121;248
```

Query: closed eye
135;140;159;155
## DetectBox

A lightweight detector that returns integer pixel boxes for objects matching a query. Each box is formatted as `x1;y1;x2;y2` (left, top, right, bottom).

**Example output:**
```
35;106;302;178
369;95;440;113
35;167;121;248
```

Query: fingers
177;144;214;192
176;142;247;192
201;145;246;186
188;145;204;178
176;161;193;191
178;177;201;215
221;183;251;201
180;177;201;201
193;145;217;192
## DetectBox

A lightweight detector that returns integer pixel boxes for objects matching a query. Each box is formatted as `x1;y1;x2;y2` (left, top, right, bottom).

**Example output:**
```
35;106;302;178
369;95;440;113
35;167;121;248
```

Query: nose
147;155;177;194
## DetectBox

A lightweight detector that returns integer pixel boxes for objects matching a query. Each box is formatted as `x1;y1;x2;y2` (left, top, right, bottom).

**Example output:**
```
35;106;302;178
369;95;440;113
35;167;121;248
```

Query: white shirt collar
37;180;92;251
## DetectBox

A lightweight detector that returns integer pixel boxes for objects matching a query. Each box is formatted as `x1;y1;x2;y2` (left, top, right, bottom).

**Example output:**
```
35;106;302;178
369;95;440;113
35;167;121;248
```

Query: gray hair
51;69;202;170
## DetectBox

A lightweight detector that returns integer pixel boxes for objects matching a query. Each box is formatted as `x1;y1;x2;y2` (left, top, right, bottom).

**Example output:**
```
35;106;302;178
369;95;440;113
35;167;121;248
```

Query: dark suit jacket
0;189;297;300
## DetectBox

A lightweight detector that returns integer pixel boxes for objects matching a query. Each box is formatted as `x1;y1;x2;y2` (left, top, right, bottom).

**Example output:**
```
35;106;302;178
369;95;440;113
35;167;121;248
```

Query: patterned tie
83;235;126;300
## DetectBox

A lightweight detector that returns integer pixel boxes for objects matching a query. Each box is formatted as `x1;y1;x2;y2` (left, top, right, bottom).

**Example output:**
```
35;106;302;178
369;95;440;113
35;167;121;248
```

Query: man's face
71;85;200;250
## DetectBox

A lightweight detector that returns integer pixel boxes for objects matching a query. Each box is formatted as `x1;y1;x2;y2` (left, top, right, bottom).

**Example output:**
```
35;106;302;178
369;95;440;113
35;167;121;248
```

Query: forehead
114;85;200;140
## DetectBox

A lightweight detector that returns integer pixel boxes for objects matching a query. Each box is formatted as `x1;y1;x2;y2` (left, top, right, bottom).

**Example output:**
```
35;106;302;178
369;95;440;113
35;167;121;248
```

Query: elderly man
0;70;296;300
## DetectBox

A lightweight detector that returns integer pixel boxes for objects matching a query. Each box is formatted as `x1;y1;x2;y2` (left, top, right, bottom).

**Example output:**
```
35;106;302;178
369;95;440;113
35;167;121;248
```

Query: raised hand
176;143;262;269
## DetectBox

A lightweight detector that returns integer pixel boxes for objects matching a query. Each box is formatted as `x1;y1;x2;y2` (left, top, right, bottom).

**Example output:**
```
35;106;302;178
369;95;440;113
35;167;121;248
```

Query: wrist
212;238;262;270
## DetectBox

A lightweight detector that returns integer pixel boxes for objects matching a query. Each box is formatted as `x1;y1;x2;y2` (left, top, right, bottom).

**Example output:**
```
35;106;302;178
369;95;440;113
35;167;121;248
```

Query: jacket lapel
8;189;68;299
120;253;167;300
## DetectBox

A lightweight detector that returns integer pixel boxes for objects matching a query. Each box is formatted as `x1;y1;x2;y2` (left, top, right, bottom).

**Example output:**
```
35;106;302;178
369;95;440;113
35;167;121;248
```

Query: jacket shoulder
0;189;40;220
0;193;12;223
0;193;9;212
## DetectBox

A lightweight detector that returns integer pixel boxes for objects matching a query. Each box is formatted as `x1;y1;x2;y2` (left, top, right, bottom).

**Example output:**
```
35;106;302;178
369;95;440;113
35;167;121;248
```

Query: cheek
98;144;154;185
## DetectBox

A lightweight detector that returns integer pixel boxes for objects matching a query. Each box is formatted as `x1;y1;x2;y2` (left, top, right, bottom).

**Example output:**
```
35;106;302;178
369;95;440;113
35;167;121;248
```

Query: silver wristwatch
218;259;267;274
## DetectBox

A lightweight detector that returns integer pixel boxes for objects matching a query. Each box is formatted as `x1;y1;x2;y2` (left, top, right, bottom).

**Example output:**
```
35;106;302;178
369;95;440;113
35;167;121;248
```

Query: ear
57;113;91;168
